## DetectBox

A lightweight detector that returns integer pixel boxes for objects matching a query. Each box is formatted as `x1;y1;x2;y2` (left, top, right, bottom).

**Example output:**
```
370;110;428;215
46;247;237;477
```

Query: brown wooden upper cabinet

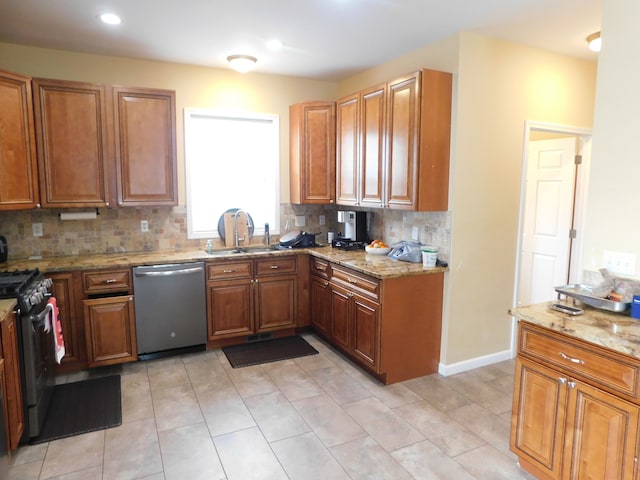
113;86;177;206
9;72;177;210
289;101;336;204
33;78;112;208
0;70;40;210
336;69;452;211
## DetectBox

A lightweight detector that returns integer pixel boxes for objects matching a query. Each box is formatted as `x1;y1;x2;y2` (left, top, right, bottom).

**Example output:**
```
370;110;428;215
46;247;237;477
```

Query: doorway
512;121;592;349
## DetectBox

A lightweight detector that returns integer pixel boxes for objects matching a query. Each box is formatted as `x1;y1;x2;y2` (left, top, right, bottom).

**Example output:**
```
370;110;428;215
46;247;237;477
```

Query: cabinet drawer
207;261;252;280
255;256;297;276
331;265;379;299
83;269;131;294
310;258;330;279
519;322;640;400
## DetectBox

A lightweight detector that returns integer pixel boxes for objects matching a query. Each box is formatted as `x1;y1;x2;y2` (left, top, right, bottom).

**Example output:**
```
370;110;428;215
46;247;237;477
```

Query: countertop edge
1;247;448;280
510;301;640;360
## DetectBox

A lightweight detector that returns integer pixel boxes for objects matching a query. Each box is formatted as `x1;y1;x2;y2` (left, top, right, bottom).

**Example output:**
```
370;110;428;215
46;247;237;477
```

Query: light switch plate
295;215;306;227
603;250;636;276
319;215;325;225
140;220;149;233
411;226;419;241
32;223;43;237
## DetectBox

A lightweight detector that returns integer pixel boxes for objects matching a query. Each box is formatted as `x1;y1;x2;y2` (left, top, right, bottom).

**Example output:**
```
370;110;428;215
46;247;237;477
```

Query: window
184;109;280;240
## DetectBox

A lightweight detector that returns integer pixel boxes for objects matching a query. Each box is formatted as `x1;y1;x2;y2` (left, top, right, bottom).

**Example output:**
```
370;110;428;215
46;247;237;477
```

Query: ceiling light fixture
227;55;258;73
586;32;601;52
100;13;121;25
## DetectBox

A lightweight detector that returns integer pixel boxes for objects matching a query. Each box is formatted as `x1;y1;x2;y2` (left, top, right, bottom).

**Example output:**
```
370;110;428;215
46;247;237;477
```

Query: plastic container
421;246;438;268
632;295;640;319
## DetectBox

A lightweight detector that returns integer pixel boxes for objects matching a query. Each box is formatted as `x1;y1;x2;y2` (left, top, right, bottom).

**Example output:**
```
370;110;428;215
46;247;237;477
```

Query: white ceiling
0;0;602;81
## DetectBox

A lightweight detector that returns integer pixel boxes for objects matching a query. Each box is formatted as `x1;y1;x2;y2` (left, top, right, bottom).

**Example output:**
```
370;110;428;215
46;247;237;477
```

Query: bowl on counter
365;246;391;255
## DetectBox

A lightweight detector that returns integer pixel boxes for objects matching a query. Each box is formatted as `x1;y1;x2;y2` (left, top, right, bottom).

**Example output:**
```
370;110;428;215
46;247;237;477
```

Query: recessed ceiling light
100;13;121;25
266;39;283;51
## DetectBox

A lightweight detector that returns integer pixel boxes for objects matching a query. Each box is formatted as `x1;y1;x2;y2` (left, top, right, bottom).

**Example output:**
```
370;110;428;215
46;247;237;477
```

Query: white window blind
184;109;280;239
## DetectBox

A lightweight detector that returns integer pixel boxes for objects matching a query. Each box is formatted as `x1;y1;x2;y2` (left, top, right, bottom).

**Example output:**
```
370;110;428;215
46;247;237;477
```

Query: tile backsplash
0;205;451;261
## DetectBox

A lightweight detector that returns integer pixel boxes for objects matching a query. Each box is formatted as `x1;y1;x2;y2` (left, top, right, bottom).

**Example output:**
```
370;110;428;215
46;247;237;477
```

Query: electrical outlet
603;250;637;276
32;223;43;237
295;215;306;227
319;215;326;226
411;226;419;241
140;220;149;233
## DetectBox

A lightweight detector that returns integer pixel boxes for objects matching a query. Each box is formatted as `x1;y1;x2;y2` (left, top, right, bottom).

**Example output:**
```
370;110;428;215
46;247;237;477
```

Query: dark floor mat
223;336;318;368
31;375;122;445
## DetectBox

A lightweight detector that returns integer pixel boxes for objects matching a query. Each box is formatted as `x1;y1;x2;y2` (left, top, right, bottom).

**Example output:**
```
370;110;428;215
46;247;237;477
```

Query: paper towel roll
59;211;98;221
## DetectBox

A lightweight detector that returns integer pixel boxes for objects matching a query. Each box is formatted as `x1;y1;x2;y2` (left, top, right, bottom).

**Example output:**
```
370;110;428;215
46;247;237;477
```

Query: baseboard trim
438;349;513;376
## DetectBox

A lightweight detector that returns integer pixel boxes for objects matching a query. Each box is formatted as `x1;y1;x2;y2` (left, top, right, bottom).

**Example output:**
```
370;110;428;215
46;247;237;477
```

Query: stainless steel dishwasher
133;262;207;360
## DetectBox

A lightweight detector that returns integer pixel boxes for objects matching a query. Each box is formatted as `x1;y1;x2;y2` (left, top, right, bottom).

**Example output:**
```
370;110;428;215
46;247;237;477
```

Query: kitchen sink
204;245;278;256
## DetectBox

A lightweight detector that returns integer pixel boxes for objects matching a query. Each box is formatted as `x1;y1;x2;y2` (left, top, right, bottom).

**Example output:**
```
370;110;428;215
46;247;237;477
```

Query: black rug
31;375;122;445
223;336;318;368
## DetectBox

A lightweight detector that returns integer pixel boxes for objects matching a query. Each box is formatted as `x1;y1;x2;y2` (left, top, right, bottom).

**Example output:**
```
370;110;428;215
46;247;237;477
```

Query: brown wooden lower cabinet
83;296;137;367
511;322;640;480
1;309;24;452
206;256;298;345
49;271;86;372
311;258;443;384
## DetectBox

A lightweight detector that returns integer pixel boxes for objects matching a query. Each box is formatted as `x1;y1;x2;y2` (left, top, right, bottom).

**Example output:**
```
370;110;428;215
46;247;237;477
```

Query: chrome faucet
233;209;252;251
264;223;270;245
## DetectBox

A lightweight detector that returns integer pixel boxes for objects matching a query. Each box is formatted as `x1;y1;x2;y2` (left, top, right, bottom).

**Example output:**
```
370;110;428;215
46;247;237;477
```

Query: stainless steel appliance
337;211;368;242
133;262;207;360
0;269;55;441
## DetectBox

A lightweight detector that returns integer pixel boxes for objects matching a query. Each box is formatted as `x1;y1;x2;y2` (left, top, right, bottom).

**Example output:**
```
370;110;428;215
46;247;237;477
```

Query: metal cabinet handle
568;381;576;389
348;278;357;284
104;279;117;284
559;377;567;384
559;352;585;364
223;269;234;273
270;265;279;269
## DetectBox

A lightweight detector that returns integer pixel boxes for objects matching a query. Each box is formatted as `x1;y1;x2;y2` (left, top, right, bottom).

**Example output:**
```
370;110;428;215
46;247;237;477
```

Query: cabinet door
336;93;359;206
0;70;39;210
32;78;111;208
207;279;253;339
112;86;177;206
310;275;330;337
359;84;386;208
289;101;336;205
562;379;639;480
329;282;352;352
83;296;137;367
255;275;296;332
352;293;380;372
49;271;86;371
511;357;567;480
385;72;419;210
1;311;24;451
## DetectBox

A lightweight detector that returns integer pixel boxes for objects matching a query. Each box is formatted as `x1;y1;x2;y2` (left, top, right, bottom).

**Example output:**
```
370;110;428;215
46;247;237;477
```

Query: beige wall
583;0;640;274
336;33;597;366
446;33;596;365
0;42;338;205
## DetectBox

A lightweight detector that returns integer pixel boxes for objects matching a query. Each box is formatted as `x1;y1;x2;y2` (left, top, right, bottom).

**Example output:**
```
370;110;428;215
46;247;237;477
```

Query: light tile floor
8;333;537;480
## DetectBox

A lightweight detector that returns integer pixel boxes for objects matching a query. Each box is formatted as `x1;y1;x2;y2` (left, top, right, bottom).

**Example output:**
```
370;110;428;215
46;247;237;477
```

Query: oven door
19;301;56;437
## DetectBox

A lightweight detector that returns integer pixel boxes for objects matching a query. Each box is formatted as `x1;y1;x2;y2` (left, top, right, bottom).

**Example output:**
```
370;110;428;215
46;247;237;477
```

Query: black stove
332;238;367;251
0;269;52;314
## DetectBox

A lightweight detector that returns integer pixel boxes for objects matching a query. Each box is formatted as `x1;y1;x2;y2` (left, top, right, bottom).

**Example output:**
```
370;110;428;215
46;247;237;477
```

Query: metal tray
555;284;631;313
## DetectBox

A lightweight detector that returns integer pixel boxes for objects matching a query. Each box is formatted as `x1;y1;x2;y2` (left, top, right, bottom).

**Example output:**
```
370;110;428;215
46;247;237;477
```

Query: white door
518;137;577;305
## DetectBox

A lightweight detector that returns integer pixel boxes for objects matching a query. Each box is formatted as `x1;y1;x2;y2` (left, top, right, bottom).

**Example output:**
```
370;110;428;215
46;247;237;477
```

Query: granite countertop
0;246;447;280
510;300;640;360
